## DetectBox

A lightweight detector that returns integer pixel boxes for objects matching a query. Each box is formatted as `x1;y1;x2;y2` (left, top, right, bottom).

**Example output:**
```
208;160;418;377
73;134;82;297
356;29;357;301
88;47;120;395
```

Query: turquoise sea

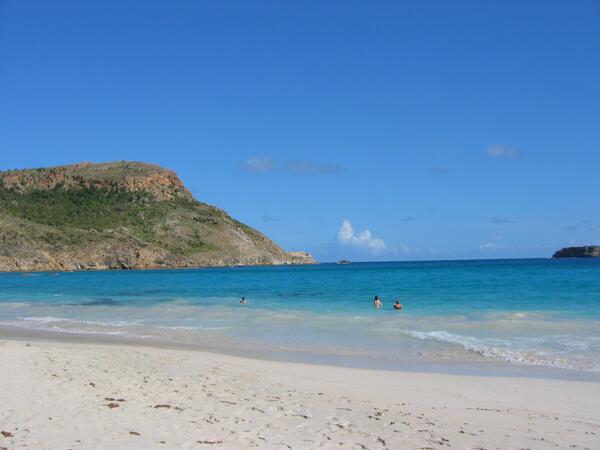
1;259;599;379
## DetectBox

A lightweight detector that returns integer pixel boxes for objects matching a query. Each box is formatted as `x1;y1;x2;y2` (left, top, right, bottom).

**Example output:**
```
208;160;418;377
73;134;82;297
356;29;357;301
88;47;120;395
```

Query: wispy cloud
429;166;450;175
241;157;343;175
241;156;276;173
561;225;578;231
485;145;521;158
403;216;416;222
337;219;386;254
480;242;505;251
480;235;505;251
287;160;344;174
580;219;595;231
491;216;514;224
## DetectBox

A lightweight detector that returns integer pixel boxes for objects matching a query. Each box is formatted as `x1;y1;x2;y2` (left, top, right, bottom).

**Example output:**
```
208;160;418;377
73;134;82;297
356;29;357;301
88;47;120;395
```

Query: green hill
0;161;314;271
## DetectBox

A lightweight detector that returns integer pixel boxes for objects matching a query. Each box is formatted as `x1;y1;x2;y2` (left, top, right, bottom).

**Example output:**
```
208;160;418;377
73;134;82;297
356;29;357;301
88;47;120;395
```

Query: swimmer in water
393;300;403;310
240;297;247;304
373;295;382;309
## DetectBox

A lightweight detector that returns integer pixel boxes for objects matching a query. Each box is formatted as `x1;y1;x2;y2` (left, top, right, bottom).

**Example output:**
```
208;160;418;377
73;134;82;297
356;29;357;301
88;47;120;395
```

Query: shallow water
1;259;599;379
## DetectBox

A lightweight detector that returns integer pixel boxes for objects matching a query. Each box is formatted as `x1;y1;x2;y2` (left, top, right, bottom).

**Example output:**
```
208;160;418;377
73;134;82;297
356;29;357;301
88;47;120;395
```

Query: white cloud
485;145;521;158
480;235;506;251
337;220;386;254
480;242;504;251
242;156;276;173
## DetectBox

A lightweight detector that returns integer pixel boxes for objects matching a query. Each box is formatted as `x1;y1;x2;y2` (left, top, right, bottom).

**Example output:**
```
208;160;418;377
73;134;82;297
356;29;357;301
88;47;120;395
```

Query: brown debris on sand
1;339;599;449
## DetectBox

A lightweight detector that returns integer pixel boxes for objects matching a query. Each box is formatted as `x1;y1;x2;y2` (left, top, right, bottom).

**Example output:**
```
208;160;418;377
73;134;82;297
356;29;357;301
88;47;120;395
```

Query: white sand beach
1;338;599;449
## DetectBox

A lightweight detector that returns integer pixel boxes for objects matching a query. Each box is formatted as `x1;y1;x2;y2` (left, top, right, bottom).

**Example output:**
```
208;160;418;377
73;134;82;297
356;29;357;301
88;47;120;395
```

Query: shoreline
3;323;599;383
0;260;318;274
7;256;598;274
1;336;599;449
6;256;596;274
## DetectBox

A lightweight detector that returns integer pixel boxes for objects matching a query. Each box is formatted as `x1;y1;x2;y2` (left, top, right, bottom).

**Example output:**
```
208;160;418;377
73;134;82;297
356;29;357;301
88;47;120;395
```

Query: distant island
0;161;315;272
552;246;600;258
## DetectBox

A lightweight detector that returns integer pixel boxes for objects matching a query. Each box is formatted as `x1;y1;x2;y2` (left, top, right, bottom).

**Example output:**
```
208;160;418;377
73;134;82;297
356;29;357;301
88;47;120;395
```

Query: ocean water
1;259;599;379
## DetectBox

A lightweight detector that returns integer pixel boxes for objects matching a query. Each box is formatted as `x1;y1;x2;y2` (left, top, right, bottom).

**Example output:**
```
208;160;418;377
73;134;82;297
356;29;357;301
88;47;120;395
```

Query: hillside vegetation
0;161;314;271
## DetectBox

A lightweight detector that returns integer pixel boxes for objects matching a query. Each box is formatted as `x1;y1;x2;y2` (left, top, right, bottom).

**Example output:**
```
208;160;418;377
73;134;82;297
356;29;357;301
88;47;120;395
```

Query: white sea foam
155;325;232;331
0;320;127;336
3;309;599;375
20;316;135;327
20;316;71;324
45;326;125;336
404;330;600;373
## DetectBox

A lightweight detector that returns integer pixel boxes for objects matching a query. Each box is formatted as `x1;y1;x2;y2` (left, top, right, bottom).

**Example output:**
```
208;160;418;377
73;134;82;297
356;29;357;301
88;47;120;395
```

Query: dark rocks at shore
552;246;600;258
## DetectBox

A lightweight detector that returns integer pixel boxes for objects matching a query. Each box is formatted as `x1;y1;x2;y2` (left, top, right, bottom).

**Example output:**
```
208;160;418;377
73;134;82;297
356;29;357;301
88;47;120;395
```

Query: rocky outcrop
0;161;193;201
552;246;600;258
286;251;315;264
0;161;315;272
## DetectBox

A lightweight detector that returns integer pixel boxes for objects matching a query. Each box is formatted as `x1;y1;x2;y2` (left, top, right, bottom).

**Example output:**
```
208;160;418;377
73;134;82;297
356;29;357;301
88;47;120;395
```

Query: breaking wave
404;330;600;374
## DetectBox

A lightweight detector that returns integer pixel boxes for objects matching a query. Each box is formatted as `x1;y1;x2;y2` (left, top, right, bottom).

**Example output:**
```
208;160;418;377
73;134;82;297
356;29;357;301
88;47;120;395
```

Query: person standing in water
240;297;247;304
373;295;382;309
393;300;403;310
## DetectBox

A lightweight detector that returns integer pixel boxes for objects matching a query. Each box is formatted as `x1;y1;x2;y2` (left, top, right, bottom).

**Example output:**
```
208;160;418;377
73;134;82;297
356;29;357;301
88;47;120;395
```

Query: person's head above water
374;295;379;300
395;300;400;304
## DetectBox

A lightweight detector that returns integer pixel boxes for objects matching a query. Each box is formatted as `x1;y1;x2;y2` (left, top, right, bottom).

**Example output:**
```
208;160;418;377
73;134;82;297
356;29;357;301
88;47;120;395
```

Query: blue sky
1;0;599;261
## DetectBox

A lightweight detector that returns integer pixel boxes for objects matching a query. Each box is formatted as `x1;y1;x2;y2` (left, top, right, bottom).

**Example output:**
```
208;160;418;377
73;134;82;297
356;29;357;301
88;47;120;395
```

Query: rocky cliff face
552;246;600;258
0;162;315;272
1;161;193;201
